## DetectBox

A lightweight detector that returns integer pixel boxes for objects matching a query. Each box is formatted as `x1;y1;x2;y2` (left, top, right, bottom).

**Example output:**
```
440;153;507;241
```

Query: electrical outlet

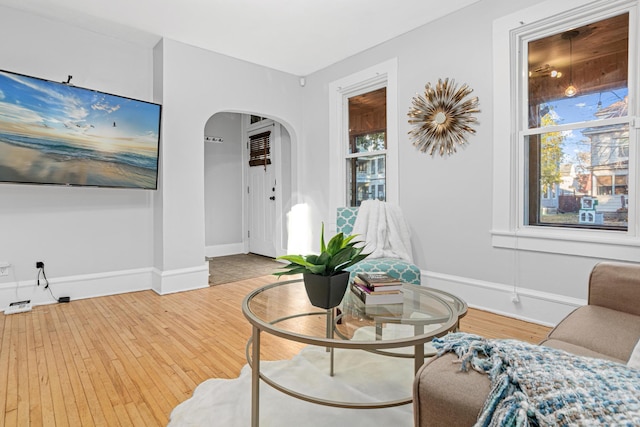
0;262;10;277
36;261;44;269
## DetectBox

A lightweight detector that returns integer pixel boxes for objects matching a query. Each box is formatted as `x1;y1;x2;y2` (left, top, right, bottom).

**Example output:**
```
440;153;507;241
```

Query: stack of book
350;272;404;305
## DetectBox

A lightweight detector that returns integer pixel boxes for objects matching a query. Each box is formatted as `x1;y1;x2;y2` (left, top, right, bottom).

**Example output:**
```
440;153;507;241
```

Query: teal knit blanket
433;333;640;426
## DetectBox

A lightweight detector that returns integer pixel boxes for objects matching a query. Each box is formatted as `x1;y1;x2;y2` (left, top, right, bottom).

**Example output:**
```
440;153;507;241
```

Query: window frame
492;0;640;261
329;59;398;214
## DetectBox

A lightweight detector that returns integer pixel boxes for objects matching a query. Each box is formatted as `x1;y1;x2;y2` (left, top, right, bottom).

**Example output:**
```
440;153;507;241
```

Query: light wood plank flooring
0;276;551;426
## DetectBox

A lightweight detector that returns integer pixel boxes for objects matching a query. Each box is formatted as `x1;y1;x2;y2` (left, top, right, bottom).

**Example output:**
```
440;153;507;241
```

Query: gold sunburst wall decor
408;78;480;157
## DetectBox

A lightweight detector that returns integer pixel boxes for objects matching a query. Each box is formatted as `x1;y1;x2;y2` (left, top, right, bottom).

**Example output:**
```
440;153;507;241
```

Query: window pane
352;132;385;153
528;13;628;128
346;86;387;206
347;155;386;207
525;12;630;231
248;131;271;167
532;90;628;129
526;123;629;230
348;87;386;154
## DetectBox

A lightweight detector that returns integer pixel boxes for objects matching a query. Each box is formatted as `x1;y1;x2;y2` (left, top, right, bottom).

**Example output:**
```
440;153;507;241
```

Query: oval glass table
241;278;467;427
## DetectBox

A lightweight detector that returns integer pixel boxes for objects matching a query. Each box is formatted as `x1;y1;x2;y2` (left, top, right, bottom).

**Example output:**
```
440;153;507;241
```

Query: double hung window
525;12;630;231
492;0;639;260
329;59;398;212
346;88;387;207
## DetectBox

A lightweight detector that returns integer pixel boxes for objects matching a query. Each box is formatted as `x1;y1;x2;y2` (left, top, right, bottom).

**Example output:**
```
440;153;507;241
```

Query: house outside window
492;0;639;261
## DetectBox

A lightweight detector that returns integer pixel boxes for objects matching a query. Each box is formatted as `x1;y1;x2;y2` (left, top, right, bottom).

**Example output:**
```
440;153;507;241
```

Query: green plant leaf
342;234;361;246
305;254;319;264
327;247;355;270
315;252;330;266
307;264;327;275
343;252;369;269
326;233;345;255
273;265;308;277
276;254;308;265
277;263;301;271
320;222;326;253
272;222;370;278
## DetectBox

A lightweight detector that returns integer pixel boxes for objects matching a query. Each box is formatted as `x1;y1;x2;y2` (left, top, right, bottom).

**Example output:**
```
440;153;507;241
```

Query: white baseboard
0;263;582;326
151;264;209;295
0;264;209;313
0;267;152;311
205;243;245;258
422;270;586;327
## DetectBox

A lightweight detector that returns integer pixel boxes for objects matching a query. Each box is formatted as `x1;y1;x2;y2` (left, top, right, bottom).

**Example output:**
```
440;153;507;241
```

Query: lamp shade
564;84;578;97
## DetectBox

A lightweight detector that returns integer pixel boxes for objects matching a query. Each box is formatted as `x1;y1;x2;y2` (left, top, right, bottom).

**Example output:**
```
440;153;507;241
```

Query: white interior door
248;128;277;258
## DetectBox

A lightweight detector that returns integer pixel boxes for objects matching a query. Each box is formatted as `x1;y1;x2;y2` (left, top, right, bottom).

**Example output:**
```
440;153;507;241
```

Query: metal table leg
414;324;424;373
327;308;335;376
251;325;261;427
375;321;383;340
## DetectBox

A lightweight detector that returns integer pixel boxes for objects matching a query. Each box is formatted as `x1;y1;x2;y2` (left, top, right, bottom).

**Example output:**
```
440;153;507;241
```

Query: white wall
204;112;244;254
0;8;303;307
0;6;157;307
150;39;302;293
301;0;627;325
2;0;633;325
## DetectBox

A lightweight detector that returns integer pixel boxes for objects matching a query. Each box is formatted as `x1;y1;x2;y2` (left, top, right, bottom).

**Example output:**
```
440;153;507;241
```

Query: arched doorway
203;112;293;260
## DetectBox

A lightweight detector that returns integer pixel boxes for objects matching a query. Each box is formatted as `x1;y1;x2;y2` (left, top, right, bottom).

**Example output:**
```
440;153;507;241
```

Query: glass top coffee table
242;278;467;427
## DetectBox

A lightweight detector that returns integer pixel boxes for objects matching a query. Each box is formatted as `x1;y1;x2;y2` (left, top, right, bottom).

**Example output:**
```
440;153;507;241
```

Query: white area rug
169;327;422;426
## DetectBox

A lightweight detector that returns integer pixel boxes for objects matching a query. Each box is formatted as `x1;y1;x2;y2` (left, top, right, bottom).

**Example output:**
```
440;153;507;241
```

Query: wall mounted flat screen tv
0;69;161;189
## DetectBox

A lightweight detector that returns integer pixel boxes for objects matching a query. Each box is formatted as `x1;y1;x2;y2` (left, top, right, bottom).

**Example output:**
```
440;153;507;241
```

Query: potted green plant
274;223;369;309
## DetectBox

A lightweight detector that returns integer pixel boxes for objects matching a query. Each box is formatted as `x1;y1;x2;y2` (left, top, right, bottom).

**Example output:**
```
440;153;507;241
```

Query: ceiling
528;12;628;103
0;0;479;76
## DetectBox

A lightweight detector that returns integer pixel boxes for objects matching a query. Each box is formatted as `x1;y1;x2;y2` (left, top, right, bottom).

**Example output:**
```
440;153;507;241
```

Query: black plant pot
302;271;351;309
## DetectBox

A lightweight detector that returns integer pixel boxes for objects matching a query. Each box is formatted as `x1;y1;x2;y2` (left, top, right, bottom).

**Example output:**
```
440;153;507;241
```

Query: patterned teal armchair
337;207;421;285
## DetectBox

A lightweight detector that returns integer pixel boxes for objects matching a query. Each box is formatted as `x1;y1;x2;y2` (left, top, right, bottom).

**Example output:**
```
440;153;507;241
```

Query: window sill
491;227;640;261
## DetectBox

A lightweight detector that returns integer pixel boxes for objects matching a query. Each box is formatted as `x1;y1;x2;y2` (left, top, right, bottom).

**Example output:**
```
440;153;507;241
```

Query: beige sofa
413;261;640;427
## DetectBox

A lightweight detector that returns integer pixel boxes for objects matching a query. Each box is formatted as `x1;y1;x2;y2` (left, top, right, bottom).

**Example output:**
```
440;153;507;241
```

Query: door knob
269;196;275;200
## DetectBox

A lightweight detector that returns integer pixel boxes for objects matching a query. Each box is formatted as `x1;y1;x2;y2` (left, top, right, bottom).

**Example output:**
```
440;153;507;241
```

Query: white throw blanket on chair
352;200;414;262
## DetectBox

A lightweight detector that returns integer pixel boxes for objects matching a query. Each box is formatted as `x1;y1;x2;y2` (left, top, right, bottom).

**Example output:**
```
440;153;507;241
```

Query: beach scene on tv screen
0;70;161;189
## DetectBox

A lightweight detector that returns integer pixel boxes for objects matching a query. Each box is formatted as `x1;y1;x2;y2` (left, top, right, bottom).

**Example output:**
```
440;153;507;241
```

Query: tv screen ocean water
0;70;161;189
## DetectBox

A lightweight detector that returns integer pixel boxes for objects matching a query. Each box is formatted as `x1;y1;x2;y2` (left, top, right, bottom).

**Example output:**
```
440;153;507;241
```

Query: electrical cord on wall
36;264;59;302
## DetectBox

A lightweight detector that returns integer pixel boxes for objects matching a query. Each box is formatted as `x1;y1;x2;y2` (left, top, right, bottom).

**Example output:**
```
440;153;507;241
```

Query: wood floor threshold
0;275;551;426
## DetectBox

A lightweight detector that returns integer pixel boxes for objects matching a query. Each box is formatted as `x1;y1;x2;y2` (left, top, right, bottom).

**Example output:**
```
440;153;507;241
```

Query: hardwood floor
0;276;551;426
